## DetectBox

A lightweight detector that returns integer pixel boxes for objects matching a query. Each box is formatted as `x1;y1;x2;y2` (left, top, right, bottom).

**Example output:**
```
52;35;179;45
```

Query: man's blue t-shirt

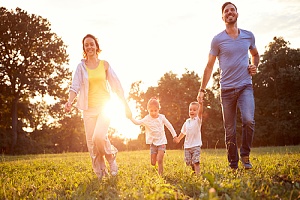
210;29;256;89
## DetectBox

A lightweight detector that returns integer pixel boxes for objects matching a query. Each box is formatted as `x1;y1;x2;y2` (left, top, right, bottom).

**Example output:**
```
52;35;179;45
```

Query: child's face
148;106;159;118
189;104;199;118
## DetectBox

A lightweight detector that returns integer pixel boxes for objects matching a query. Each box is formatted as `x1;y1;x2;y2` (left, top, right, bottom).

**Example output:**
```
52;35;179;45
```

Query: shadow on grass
163;172;204;199
70;175;121;200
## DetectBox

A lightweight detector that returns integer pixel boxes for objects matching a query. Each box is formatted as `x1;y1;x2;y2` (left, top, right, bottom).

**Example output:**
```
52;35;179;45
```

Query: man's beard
226;16;237;24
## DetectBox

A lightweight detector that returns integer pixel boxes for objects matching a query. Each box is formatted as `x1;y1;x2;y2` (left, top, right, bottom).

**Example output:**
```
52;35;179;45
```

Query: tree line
1;7;299;155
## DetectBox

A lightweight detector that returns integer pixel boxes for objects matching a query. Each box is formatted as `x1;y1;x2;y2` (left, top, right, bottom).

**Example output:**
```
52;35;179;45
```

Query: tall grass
1;146;299;199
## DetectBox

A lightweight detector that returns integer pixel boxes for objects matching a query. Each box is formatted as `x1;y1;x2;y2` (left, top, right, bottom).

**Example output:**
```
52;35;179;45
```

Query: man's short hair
222;2;237;13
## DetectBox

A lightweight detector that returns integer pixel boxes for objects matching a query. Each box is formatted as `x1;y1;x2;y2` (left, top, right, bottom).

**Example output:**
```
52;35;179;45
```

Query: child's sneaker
240;156;252;169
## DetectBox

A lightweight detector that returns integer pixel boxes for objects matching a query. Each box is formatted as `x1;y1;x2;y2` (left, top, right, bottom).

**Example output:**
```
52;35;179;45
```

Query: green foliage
126;133;148;151
129;69;224;149
253;37;300;146
1;7;299;155
0;7;70;154
1;146;299;199
129;37;300;148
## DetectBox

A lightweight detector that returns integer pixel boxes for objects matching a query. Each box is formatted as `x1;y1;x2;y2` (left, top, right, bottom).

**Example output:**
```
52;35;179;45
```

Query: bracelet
199;88;206;94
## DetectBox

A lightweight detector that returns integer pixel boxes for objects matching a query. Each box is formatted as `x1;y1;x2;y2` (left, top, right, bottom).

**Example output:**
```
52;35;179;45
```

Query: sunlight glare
103;95;125;120
103;94;140;139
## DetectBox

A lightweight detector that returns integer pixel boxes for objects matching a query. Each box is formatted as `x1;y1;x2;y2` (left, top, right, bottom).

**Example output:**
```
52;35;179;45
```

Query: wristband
199;88;206;94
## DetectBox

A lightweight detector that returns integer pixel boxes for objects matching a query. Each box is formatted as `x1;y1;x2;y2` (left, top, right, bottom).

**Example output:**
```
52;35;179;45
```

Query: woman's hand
123;101;132;119
64;101;72;112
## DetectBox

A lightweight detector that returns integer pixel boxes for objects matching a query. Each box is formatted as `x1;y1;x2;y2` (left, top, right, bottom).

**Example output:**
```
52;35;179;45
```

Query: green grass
1;146;300;199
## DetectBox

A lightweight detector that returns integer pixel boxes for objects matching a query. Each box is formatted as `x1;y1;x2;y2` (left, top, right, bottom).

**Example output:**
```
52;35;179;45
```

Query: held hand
173;136;179;143
126;109;132;119
120;97;132;119
248;64;257;76
64;102;72;112
124;103;132;119
173;137;177;143
197;92;205;104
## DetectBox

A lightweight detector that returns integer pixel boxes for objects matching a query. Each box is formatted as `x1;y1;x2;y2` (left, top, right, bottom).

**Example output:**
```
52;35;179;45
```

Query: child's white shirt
131;114;177;146
181;116;202;148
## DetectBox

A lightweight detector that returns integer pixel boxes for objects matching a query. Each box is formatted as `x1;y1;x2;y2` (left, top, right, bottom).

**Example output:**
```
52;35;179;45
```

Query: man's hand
197;92;205;104
248;64;257;75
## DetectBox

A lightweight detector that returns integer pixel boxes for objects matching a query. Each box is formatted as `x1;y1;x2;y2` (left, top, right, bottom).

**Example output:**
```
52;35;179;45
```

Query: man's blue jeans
220;84;255;169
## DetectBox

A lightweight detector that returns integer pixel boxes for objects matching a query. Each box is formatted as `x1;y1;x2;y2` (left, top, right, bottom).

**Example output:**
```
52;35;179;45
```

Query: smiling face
83;37;97;58
82;34;101;59
189;103;199;119
222;3;238;25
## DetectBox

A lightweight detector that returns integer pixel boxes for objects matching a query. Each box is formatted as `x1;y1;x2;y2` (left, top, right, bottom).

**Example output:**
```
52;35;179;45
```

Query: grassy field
1;146;299;200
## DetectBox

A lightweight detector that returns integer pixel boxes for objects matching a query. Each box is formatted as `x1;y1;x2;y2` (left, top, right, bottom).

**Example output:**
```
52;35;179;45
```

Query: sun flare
103;94;140;140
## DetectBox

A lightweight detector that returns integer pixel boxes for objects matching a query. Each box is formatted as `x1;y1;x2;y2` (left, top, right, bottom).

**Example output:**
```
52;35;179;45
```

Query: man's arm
249;48;259;75
250;48;259;66
197;54;217;103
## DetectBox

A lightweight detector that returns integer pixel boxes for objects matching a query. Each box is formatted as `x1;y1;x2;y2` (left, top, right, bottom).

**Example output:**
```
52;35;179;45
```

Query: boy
175;102;203;175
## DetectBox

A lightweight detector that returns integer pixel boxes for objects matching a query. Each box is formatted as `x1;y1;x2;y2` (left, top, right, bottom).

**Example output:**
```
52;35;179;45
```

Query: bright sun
103;94;140;140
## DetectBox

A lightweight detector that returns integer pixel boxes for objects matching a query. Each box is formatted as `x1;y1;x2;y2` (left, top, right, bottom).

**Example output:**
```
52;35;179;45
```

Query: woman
64;34;132;180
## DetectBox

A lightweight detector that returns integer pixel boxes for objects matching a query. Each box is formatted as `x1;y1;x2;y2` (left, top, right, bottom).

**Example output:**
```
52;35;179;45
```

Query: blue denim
220;84;255;169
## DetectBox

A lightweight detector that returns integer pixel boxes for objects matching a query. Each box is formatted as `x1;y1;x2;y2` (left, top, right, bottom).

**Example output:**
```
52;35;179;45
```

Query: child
174;101;203;175
129;97;177;176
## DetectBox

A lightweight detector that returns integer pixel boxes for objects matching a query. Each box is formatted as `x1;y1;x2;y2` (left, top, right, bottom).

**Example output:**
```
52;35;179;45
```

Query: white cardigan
69;60;125;110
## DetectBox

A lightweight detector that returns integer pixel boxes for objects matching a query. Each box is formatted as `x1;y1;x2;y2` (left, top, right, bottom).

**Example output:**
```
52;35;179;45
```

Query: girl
130;97;177;175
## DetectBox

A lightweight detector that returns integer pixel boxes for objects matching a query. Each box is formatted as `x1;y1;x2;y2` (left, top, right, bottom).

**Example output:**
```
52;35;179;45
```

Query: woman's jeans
220;84;255;169
83;106;118;177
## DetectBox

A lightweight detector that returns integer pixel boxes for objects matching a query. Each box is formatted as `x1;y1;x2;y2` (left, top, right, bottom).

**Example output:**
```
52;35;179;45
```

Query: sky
2;0;300;139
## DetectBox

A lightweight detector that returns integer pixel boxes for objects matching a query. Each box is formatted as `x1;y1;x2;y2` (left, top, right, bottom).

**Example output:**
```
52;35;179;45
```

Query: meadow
1;146;299;200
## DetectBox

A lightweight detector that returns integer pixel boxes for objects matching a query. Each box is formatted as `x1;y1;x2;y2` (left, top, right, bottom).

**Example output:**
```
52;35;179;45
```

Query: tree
253;37;300;146
126;133;147;151
129;69;224;149
0;7;70;154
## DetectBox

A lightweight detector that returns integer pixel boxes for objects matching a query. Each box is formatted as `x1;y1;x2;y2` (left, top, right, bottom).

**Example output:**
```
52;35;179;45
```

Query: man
197;2;259;170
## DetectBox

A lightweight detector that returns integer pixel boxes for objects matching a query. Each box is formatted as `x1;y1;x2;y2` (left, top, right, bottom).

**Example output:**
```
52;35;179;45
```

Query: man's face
222;4;238;24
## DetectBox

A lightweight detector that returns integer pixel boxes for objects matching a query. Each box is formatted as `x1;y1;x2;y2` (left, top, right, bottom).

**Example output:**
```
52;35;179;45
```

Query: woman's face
83;37;97;57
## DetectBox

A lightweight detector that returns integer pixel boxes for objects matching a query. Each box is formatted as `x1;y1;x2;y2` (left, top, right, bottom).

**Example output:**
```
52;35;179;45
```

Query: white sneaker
109;155;118;176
